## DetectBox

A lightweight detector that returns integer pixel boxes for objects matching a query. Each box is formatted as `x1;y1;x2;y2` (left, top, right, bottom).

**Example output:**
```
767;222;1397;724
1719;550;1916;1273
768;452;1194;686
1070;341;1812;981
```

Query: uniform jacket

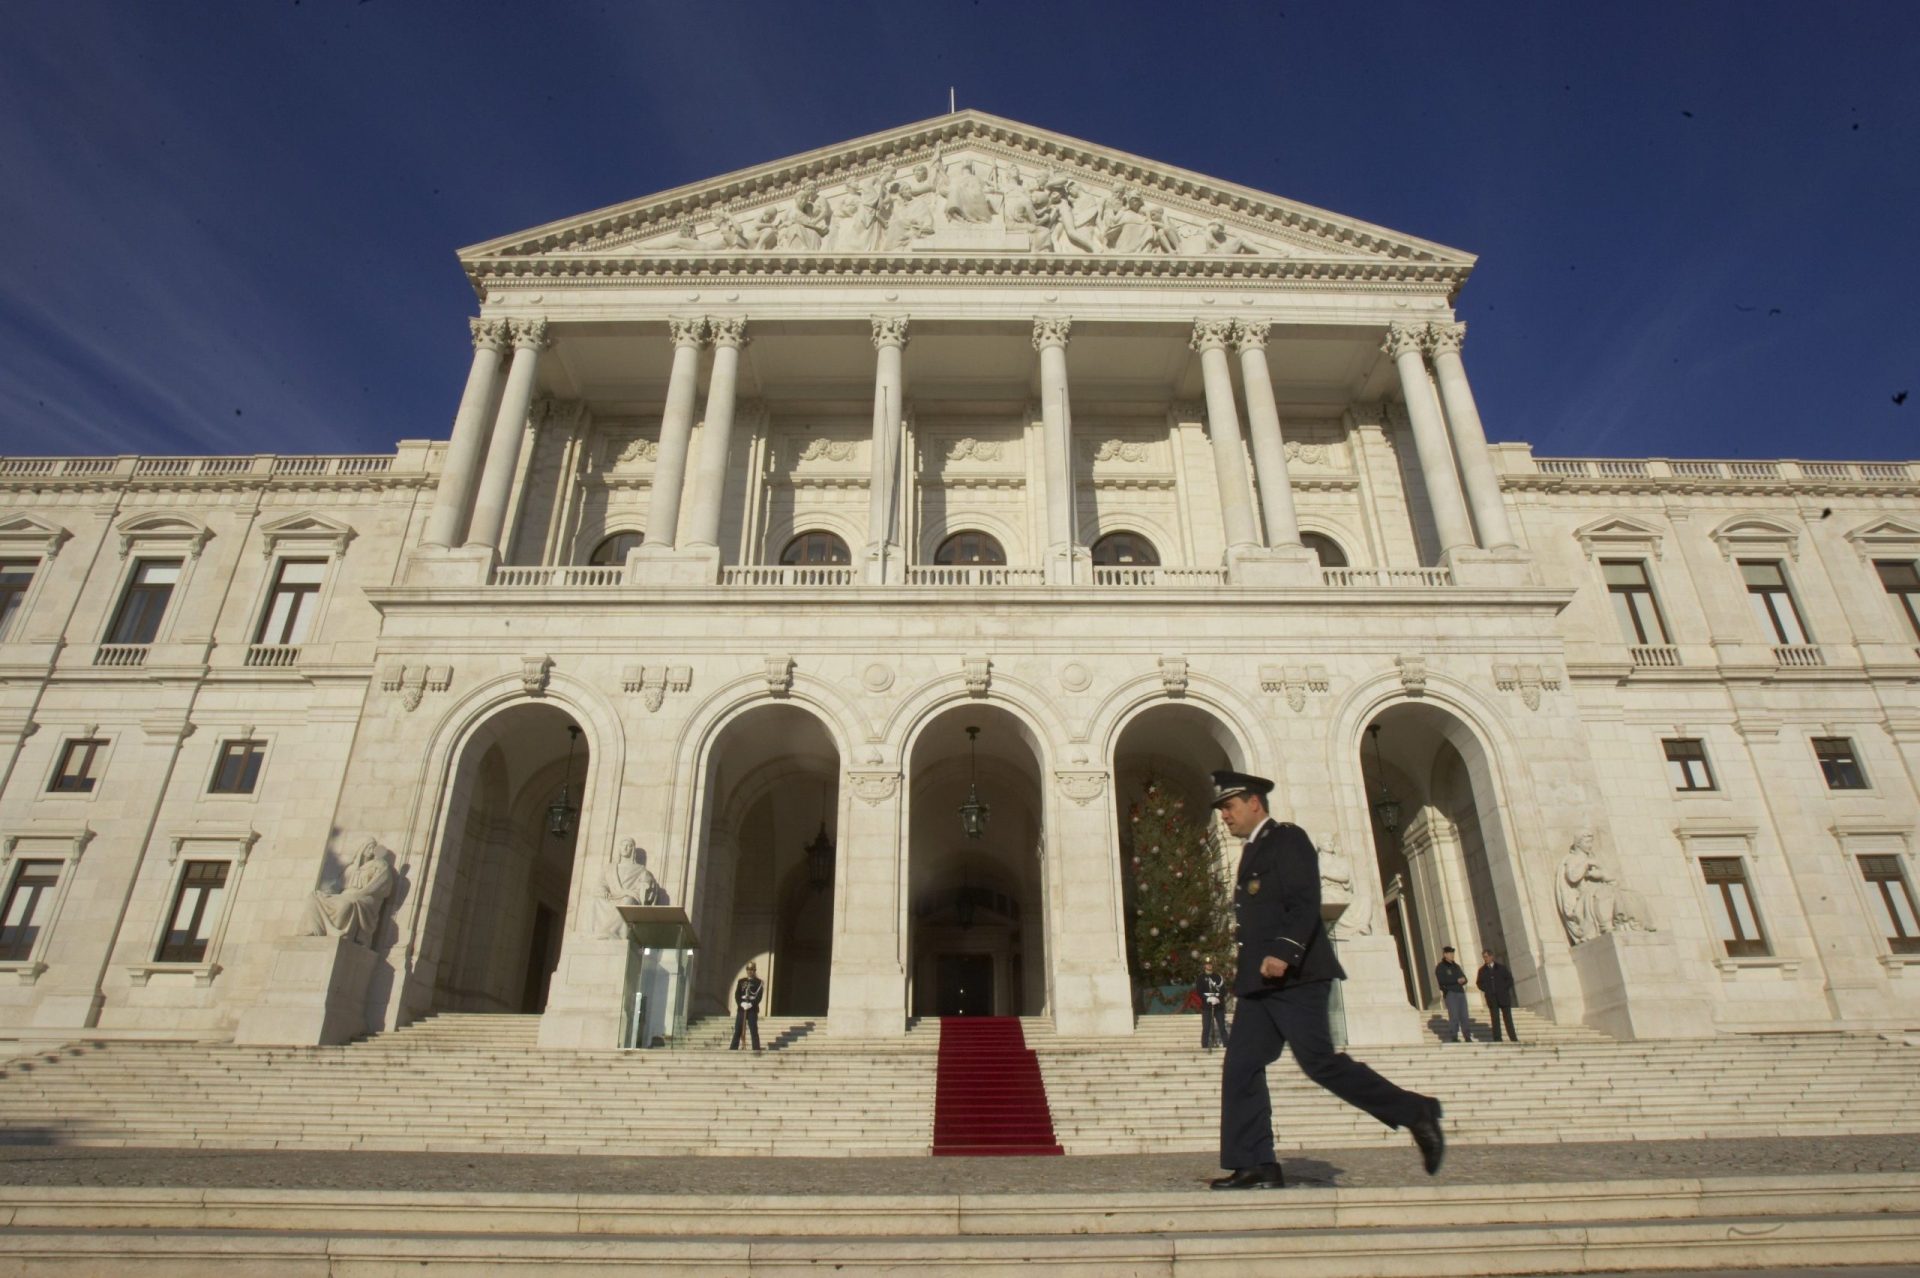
734;976;764;1013
1232;818;1345;997
1476;961;1515;1007
1434;959;1468;995
1194;970;1227;1006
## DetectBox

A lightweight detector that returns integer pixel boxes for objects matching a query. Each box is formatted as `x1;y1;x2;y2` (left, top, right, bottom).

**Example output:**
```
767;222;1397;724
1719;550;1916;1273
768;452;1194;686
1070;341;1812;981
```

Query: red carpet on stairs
931;1017;1064;1156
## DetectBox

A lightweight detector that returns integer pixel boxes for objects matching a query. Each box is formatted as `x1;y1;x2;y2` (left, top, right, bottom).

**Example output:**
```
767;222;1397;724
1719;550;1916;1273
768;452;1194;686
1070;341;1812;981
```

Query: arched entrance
416;703;586;1015
690;705;840;1020
1361;704;1528;1011
907;707;1048;1017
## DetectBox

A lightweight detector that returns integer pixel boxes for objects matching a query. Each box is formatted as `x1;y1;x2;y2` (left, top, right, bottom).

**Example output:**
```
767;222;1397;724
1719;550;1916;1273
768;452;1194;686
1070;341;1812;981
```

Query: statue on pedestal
1556;832;1653;945
297;838;397;947
594;837;661;939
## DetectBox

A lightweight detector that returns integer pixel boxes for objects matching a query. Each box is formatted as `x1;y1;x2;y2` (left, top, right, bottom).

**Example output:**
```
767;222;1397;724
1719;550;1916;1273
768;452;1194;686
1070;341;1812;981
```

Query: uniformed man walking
730;961;765;1052
1195;957;1229;1051
1206;769;1446;1189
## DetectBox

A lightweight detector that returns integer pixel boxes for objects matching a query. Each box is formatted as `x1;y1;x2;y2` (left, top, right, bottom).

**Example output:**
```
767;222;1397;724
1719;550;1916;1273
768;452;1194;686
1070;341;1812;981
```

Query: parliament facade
2;113;1917;1052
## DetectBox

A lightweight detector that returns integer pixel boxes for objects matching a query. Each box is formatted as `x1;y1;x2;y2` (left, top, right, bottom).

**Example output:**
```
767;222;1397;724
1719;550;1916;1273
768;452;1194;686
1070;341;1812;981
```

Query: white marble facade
2;112;1918;1050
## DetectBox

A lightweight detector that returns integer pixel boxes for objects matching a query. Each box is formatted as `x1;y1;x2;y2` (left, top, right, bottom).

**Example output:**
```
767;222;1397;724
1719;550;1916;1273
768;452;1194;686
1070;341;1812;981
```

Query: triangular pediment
0;511;72;558
1845;517;1920;554
460;112;1473;291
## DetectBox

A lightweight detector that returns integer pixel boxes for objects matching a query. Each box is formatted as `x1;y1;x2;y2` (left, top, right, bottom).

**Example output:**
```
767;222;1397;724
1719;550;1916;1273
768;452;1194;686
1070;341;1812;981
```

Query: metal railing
1630;645;1683;668
1773;644;1826;668
92;644;148;668
1319;567;1455;587
243;644;302;668
491;565;624;588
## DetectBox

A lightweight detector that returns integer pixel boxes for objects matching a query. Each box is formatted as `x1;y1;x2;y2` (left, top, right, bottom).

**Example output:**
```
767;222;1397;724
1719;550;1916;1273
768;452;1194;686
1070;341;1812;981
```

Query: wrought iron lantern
1368;723;1402;836
546;725;581;838
957;725;990;840
804;785;835;893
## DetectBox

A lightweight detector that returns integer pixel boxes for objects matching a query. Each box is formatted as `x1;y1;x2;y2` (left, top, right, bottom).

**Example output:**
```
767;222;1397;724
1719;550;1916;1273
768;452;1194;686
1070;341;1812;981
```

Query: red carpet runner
931;1017;1064;1156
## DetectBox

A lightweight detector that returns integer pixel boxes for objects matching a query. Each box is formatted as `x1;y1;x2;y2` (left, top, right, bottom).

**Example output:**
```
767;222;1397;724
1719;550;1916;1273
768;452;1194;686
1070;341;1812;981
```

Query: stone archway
907;706;1048;1018
414;703;587;1016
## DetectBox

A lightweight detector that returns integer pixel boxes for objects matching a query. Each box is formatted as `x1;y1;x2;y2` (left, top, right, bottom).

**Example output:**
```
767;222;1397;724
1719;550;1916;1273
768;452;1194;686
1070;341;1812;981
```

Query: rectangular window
254;559;326;645
0;559;36;641
1603;559;1670;644
209;740;266;795
49;738;107;794
156;861;230;963
0;860;61;962
1813;737;1869;790
1664;738;1716;791
1701;857;1769;957
1859;855;1920;955
1739;559;1810;645
1876;560;1920;641
105;558;183;646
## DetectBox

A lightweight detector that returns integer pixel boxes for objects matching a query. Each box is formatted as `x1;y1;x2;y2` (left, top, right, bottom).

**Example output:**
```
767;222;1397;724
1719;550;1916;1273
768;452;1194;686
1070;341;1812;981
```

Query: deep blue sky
3;1;1916;461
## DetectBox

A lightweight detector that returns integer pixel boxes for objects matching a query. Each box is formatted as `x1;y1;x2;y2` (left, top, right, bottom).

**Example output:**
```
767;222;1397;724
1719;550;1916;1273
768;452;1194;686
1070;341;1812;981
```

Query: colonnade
420;313;1517;565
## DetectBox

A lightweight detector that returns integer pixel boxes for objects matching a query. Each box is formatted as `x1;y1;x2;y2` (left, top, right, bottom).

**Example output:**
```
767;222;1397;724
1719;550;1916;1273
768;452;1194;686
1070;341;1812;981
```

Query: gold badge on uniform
1247;876;1261;895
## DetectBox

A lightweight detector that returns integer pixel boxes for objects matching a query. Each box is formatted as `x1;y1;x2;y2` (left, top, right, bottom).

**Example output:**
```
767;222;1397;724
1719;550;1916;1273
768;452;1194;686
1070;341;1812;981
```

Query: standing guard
1195;957;1230;1051
731;961;765;1052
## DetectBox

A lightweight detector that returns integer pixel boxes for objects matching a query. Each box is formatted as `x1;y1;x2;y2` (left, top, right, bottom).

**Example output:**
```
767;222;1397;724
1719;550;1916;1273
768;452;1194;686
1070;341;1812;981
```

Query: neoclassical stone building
2;112;1917;1051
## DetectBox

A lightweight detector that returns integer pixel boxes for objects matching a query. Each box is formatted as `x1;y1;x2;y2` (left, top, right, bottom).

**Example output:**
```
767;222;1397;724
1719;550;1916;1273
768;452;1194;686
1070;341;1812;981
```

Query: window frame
1299;531;1349;569
1812;736;1870;791
1873;559;1920;642
1738;558;1812;645
588;529;645;567
933;530;1007;566
1601;558;1672;645
207;737;268;797
1699;856;1771;958
1089;531;1161;567
0;829;92;982
47;736;110;796
252;558;328;646
1858;854;1920;956
1662;737;1716;791
778;531;852;566
0;557;41;643
103;557;186;647
129;831;256;987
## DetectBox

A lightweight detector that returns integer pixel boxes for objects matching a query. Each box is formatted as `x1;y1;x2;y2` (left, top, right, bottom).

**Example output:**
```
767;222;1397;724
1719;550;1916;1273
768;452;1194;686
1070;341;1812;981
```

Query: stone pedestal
1571;931;1713;1039
629;545;721;587
828;771;908;1038
1045;779;1135;1037
1444;546;1536;589
535;935;630;1050
1330;933;1426;1045
401;545;495;587
1230;545;1322;588
234;935;381;1046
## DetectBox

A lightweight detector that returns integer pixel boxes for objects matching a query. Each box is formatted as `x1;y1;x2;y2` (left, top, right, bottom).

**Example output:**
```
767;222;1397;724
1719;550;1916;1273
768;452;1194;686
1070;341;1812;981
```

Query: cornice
1501;474;1920;500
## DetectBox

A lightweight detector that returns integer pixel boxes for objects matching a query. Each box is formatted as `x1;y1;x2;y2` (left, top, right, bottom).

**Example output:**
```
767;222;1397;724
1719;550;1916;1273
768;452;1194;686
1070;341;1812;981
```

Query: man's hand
1259;956;1289;981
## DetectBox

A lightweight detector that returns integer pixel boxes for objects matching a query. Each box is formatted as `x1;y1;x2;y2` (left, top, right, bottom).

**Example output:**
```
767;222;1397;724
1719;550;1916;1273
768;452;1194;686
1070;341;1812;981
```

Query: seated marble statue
298;838;396;947
594;837;661;938
1556;832;1652;944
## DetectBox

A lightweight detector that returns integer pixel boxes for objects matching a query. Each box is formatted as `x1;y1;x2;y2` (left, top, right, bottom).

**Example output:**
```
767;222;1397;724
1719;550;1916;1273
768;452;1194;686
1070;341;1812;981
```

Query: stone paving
2;1133;1917;1196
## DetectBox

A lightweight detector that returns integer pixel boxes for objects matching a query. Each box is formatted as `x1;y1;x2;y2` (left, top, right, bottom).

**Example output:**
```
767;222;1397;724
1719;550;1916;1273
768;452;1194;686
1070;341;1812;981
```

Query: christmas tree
1120;776;1236;1007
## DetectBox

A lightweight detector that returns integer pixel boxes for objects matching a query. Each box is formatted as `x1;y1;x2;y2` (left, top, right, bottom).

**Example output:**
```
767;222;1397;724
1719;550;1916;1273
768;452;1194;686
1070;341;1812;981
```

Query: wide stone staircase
1;1009;1916;1158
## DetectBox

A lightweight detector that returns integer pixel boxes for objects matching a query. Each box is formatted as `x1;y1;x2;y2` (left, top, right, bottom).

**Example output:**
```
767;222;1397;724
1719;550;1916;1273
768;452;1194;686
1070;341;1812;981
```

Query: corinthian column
1233;321;1302;548
866;317;908;583
1425;322;1517;550
1193;319;1260;554
645;317;709;550
465;318;549;552
1382;320;1476;559
424;318;511;548
680;317;748;554
1033;317;1075;583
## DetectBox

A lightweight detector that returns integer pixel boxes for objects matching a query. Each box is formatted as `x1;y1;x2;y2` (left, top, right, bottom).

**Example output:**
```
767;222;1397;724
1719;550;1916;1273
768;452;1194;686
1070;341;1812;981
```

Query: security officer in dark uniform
730;961;765;1052
1207;769;1446;1189
1194;957;1229;1051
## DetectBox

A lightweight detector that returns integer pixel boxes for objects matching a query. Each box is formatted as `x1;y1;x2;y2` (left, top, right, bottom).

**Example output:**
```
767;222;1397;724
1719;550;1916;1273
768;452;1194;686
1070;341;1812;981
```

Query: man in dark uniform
1435;946;1471;1043
730;961;765;1052
1477;948;1519;1043
1194;957;1229;1051
1206;769;1446;1189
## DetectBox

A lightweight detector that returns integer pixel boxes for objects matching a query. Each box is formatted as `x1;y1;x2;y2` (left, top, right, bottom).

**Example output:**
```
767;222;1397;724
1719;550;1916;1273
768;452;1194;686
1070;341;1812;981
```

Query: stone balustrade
1503;453;1913;487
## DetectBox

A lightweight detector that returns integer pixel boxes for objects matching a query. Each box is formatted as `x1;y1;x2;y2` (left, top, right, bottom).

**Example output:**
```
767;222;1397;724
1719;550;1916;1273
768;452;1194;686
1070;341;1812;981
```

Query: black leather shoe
1209;1163;1286;1190
1409;1097;1445;1175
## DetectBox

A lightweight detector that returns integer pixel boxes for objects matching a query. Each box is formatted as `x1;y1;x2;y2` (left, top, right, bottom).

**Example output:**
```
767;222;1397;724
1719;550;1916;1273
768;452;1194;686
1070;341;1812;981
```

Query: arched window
1090;532;1160;566
589;530;644;565
1301;532;1348;568
780;531;851;565
934;531;1006;565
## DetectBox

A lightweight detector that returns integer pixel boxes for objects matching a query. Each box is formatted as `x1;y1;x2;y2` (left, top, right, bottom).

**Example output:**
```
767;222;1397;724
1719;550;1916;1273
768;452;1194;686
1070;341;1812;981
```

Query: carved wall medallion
1283;440;1330;466
765;654;795;697
521;654;553;697
800;438;860;463
945;437;1005;463
1396;654;1427;697
1160;654;1189;698
1055;770;1109;806
381;663;453;712
1093;439;1152;464
963;654;992;697
622;664;693;712
1493;662;1560;712
862;663;895;693
1058;662;1092;693
847;770;901;805
1260;664;1329;712
605;435;660;468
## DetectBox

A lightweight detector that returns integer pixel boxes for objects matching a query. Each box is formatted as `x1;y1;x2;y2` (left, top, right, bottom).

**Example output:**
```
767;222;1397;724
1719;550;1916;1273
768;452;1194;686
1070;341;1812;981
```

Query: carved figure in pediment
1101;186;1156;254
777;185;830;250
998;166;1053;251
1198;221;1257;256
298;838;397;947
714;217;750;251
1030;172;1099;254
883;161;942;249
826;175;888;252
749;208;781;251
944;159;997;224
661;221;709;251
1146;207;1182;255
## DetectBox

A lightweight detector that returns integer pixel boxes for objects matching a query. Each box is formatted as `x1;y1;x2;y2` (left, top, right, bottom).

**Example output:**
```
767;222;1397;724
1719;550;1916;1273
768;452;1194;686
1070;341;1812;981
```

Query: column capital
667;316;708;348
468;318;511;353
509;318;551;351
1189;318;1236;352
1381;320;1427;361
707;316;749;348
1231;319;1271;352
1031;316;1072;351
1425;321;1467;357
870;316;910;349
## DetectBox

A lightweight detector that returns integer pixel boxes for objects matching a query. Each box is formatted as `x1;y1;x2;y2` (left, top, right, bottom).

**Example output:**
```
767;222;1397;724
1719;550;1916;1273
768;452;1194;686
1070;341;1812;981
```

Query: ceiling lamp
957;725;990;840
546;725;582;838
805;783;835;893
1368;723;1402;836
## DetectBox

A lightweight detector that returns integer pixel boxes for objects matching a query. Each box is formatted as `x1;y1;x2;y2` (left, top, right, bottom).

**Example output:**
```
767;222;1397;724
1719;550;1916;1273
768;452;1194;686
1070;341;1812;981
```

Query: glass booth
617;904;698;1049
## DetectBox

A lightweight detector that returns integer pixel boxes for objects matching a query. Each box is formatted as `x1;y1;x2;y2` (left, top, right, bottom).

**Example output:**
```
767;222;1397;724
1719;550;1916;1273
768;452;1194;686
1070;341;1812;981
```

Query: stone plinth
536;935;629;1050
234;935;380;1046
1571;930;1713;1040
1230;545;1322;587
629;545;721;587
400;545;494;587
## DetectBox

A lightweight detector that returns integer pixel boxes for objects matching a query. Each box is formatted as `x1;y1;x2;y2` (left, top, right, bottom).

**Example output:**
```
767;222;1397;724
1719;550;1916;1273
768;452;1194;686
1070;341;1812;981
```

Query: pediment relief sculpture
601;433;661;470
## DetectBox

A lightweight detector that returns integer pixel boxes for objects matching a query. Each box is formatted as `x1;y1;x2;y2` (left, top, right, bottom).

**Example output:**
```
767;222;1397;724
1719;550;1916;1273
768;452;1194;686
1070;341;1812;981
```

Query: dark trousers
1486;1000;1518;1042
1442;989;1470;1042
1220;979;1428;1170
731;1007;760;1050
1200;1000;1228;1049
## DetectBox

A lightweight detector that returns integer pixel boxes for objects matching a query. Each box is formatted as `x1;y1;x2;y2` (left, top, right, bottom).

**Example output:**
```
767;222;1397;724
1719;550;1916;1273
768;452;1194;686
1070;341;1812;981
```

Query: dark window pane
1603;559;1669;644
49;739;105;794
0;559;35;641
933;532;1006;565
1813;737;1868;790
1700;857;1768;957
1663;738;1715;790
589;531;644;566
210;740;266;794
779;532;850;566
0;861;61;961
106;559;182;645
1300;533;1347;568
1091;532;1160;566
1875;560;1920;640
157;861;230;963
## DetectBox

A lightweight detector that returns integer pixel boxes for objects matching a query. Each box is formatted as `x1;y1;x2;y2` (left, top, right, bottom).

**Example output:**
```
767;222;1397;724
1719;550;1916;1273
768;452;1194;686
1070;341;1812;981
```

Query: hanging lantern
1368;723;1402;835
957;725;990;840
804;784;835;893
546;725;582;838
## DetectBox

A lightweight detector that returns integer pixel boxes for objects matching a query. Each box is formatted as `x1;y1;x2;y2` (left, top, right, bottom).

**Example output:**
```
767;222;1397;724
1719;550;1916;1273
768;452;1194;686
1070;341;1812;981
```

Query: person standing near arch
1206;769;1446;1189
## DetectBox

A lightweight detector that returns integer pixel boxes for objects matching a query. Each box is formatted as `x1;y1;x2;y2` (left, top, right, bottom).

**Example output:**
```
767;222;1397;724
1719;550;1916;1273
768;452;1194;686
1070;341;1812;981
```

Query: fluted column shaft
681;318;747;553
866;318;908;581
646;318;709;550
1383;321;1476;558
465;318;549;552
1426;322;1517;550
1033;318;1074;564
1193;320;1260;553
1233;322;1302;548
425;319;511;548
